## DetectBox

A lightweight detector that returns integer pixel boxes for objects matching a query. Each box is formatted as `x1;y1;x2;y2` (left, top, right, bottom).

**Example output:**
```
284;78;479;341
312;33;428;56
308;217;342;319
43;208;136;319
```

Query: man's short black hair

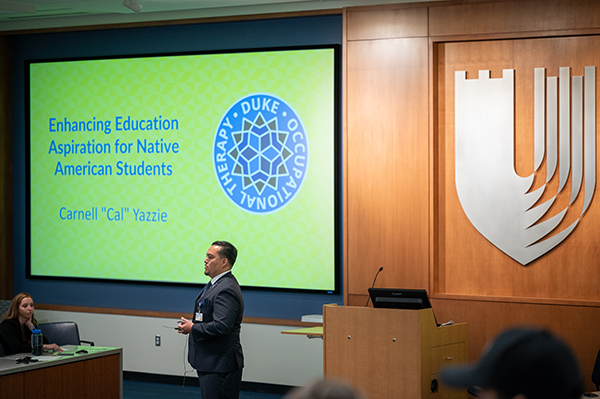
212;240;238;266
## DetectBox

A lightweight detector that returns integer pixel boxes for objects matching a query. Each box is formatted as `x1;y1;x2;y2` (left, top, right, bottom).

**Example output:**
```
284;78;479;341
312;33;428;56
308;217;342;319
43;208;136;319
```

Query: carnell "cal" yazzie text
133;208;168;222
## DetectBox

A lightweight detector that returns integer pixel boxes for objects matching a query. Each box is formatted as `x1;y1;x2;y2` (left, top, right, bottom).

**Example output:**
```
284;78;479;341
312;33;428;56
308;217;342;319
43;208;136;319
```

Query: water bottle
31;328;43;356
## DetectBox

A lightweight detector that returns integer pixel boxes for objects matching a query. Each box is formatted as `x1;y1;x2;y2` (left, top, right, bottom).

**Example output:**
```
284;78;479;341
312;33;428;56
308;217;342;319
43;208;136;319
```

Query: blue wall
12;15;343;319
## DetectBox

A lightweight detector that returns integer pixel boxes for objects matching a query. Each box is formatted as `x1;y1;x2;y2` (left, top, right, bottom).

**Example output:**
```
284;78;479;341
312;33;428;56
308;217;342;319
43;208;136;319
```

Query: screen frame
24;43;342;295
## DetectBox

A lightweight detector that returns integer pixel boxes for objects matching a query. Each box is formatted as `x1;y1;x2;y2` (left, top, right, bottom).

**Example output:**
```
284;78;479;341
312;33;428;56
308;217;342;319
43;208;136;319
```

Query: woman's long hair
1;292;39;327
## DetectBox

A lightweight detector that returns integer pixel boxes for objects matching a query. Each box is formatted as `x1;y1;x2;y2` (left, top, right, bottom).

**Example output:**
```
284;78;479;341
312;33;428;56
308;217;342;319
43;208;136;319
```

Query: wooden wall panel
346;5;427;41
344;0;600;393
435;36;600;302
0;36;13;301
346;37;430;297
429;0;600;37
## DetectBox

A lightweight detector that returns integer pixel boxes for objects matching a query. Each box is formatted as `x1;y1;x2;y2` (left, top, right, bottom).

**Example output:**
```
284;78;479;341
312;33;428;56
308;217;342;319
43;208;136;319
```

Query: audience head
284;379;366;399
440;327;584;399
2;293;35;323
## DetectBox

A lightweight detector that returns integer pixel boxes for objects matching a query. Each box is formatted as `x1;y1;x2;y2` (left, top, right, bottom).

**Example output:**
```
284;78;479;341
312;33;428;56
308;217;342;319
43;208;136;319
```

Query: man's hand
178;317;193;335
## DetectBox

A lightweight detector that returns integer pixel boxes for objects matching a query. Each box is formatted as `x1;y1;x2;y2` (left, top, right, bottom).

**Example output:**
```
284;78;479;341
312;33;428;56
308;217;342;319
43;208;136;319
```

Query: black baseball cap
440;327;584;399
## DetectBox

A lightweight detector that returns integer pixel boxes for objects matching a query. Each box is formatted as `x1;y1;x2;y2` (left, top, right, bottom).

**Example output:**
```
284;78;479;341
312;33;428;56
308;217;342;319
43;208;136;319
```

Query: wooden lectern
323;305;467;399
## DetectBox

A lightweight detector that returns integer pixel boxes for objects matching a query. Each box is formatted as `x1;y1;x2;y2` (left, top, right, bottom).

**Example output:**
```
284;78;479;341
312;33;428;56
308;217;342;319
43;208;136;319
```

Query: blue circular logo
213;93;309;214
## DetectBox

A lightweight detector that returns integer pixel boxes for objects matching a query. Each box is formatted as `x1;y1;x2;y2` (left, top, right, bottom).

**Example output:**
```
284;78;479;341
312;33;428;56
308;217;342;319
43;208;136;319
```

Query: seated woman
0;293;62;355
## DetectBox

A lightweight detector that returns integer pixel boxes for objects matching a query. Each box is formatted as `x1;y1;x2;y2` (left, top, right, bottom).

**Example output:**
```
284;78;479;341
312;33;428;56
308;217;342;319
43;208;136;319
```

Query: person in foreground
0;292;62;355
284;379;366;399
440;326;584;399
178;240;244;399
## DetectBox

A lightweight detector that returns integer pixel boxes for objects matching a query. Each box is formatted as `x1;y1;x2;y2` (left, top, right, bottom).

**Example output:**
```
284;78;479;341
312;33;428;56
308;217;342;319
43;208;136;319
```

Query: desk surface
0;345;122;376
281;326;323;337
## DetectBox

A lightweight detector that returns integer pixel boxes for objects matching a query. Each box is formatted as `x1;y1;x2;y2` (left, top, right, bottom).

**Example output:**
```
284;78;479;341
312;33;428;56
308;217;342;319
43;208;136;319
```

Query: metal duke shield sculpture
454;67;596;265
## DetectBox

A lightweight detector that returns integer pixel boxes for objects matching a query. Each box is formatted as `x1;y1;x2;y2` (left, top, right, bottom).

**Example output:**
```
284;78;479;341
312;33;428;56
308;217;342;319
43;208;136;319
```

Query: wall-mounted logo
455;67;596;265
214;93;309;214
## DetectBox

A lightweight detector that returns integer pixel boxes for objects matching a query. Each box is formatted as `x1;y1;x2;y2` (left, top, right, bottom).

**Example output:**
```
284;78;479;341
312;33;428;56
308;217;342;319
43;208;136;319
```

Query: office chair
592;349;600;391
0;299;11;318
38;321;95;346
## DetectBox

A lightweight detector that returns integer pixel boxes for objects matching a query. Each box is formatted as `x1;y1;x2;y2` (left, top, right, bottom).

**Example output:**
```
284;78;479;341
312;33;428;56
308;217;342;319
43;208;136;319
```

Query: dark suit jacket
188;272;244;373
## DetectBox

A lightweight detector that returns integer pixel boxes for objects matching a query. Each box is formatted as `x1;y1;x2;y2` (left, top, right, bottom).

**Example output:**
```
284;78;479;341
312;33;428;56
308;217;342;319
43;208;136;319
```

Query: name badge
195;311;203;322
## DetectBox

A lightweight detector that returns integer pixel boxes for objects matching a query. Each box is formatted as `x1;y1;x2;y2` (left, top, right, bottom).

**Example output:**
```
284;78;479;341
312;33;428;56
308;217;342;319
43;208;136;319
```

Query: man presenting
178;241;244;399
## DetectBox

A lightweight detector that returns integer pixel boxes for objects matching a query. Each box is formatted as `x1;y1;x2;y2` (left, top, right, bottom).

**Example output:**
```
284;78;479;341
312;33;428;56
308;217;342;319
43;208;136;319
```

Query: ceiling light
123;0;142;14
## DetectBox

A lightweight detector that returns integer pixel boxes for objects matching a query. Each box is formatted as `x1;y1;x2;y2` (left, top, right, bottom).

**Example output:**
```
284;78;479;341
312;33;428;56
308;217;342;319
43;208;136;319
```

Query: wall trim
36;303;322;327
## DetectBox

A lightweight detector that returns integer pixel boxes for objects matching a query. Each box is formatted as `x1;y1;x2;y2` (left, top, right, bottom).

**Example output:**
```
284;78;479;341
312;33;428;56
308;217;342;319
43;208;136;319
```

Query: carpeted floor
123;380;285;399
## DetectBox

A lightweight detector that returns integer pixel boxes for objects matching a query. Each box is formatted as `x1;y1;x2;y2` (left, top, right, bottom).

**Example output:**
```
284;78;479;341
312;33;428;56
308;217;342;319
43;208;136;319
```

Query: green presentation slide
28;47;337;291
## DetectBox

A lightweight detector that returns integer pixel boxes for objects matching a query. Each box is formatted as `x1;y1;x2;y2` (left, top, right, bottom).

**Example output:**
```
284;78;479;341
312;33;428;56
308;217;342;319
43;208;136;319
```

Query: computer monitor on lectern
368;288;432;310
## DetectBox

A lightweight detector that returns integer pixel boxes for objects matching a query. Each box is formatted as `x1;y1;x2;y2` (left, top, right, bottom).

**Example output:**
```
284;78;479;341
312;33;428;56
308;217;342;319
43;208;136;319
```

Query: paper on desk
32;355;62;361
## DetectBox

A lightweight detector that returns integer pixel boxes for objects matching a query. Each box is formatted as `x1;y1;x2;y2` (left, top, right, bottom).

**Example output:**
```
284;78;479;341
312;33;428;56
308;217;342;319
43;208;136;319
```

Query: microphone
365;267;384;307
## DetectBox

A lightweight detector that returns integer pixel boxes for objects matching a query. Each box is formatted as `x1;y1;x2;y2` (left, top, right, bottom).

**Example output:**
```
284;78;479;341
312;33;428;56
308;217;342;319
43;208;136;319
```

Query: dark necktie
200;281;212;298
